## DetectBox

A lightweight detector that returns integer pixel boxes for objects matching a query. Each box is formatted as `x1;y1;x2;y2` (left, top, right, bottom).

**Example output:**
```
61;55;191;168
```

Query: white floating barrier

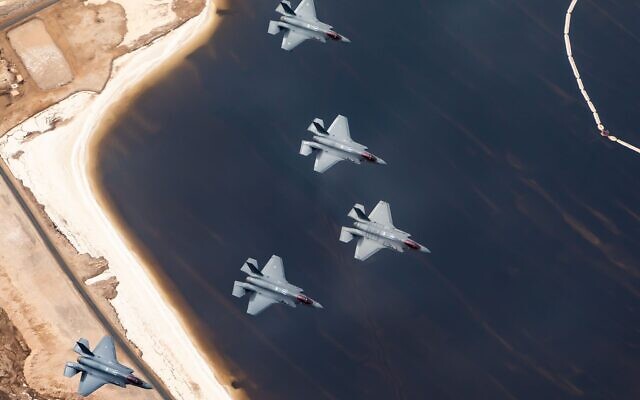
564;0;640;155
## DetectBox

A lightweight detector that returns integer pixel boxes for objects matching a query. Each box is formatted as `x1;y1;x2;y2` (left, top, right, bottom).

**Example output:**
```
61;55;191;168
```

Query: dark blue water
96;0;640;398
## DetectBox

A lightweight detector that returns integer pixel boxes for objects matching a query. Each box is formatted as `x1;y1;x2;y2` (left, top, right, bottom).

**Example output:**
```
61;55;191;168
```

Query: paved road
0;160;175;400
0;0;59;31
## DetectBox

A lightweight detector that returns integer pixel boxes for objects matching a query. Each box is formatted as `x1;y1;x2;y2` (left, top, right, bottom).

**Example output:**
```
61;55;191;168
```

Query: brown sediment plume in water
80;0;248;397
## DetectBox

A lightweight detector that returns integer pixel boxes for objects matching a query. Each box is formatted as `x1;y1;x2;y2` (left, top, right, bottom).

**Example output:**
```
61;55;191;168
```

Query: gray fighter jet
299;115;387;173
268;0;350;51
232;255;323;315
340;201;431;261
64;336;152;397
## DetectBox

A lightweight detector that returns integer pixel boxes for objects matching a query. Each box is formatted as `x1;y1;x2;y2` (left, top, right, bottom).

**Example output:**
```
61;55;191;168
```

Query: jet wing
93;336;134;374
369;201;394;227
314;151;344;173
295;0;318;21
261;255;288;285
93;336;117;362
355;238;386;261
327;115;354;142
247;293;280;315
78;372;107;397
281;30;310;51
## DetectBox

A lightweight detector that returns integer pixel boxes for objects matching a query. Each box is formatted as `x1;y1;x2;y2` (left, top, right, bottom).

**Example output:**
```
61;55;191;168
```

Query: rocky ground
0;308;59;400
0;1;208;398
0;49;22;97
0;0;205;133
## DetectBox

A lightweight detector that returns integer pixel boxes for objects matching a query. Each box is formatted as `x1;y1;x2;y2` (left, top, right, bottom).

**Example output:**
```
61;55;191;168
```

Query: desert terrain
0;167;161;400
0;0;205;132
0;308;55;400
0;1;232;399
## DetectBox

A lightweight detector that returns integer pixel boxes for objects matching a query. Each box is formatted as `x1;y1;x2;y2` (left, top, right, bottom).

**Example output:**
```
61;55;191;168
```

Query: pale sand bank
0;1;230;399
0;164;159;400
87;0;177;48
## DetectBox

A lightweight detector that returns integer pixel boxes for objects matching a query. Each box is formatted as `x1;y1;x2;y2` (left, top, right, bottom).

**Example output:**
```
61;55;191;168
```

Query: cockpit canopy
126;375;143;385
404;239;421;250
361;152;377;162
326;31;341;41
296;294;314;305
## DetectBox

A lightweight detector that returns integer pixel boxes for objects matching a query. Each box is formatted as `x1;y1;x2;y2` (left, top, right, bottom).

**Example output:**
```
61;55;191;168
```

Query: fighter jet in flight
300;115;387;173
232;255;323;315
268;0;350;51
340;201;431;261
64;336;152;397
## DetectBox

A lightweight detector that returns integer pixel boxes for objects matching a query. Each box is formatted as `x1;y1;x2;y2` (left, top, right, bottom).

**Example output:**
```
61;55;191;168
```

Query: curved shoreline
85;0;240;392
0;1;232;399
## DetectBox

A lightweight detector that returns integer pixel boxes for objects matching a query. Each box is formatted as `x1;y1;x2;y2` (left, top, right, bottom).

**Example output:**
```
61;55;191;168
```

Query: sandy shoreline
0;1;231;399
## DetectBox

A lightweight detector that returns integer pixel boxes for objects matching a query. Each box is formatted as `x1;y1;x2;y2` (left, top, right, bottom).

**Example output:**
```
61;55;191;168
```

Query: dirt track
0;1;206;398
0;162;165;400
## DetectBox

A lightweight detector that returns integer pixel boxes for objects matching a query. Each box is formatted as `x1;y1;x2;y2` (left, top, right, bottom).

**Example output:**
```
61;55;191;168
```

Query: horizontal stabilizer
268;21;282;35
64;363;81;378
339;227;354;243
348;204;369;221
232;282;247;298
276;1;296;16
299;141;313;156
307;118;328;135
241;258;263;276
74;339;94;356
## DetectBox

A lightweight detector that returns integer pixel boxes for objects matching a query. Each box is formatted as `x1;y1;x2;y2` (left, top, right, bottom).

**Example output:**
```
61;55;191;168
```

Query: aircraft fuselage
279;15;342;41
239;277;320;307
246;276;293;297
67;360;127;388
69;357;150;389
304;135;382;165
346;221;428;253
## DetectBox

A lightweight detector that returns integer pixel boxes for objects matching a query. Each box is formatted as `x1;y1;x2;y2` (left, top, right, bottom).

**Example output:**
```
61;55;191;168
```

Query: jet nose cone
142;382;153;390
314;302;324;309
421;246;432;254
377;158;387;165
342;36;351;43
